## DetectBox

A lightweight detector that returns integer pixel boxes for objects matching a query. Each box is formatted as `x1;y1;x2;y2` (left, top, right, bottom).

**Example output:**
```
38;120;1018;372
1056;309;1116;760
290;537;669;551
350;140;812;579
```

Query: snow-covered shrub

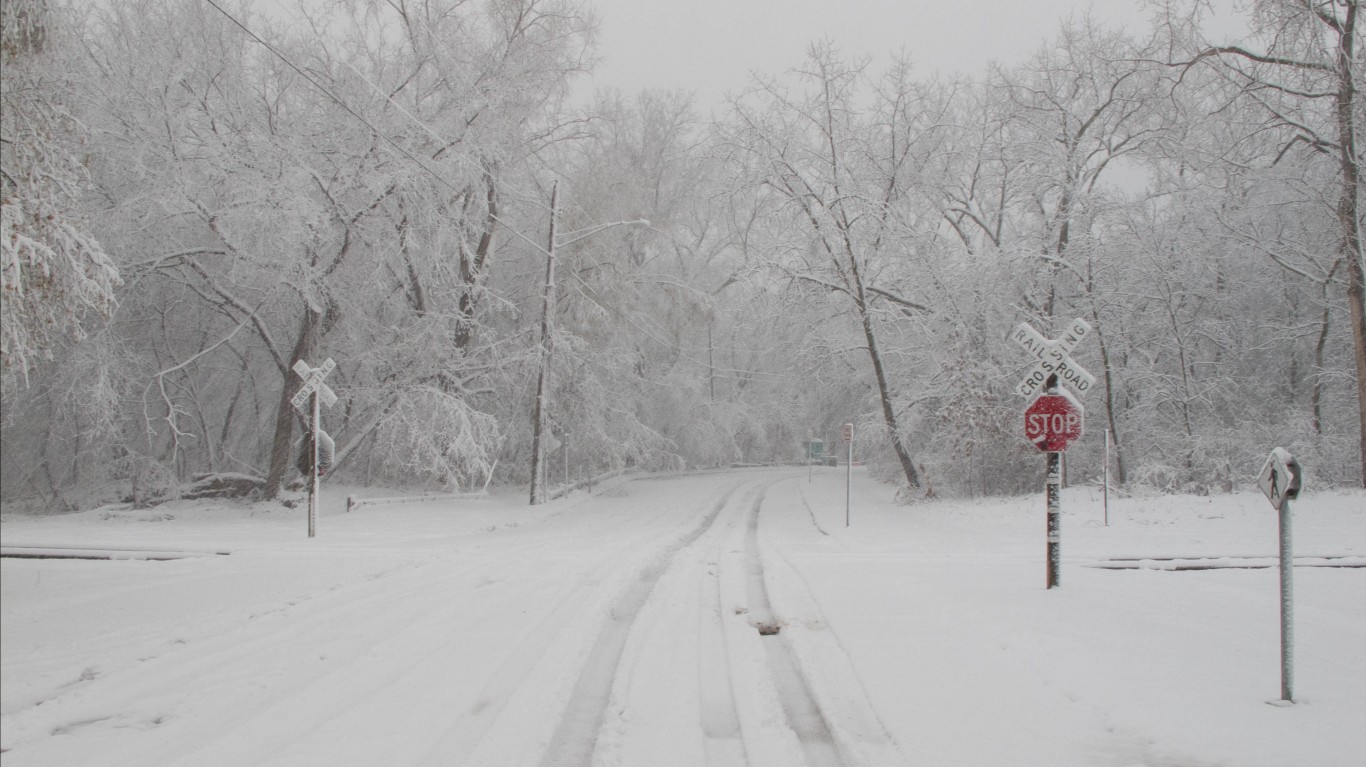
372;387;500;492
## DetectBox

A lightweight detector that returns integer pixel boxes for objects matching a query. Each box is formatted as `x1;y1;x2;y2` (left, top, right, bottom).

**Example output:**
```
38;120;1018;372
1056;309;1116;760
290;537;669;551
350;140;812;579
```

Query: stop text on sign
1026;411;1082;440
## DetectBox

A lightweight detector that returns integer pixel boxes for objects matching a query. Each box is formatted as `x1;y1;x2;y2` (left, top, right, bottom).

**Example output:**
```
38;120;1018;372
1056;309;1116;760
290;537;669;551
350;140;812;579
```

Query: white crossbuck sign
291;358;338;413
1012;318;1095;398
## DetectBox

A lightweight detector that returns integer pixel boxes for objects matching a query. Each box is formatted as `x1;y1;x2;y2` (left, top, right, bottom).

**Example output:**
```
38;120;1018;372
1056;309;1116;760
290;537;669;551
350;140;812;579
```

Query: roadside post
805;435;823;482
1013;318;1092;589
806;431;813;482
1024;384;1084;588
1257;447;1303;704
1103;428;1111;526
842;422;853;527
291;357;337;538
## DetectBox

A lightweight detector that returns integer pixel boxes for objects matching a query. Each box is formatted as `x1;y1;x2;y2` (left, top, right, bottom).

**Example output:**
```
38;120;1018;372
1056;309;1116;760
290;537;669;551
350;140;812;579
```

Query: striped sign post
1012;320;1093;589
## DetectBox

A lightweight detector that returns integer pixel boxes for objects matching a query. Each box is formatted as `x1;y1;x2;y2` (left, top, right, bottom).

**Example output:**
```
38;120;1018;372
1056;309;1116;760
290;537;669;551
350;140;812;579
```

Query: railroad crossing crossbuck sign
291;358;337;414
1012;318;1096;398
1011;318;1094;591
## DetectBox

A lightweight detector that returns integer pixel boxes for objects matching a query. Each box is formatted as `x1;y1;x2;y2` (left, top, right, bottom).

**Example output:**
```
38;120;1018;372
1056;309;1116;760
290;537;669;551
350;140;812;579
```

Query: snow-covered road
2;469;1364;766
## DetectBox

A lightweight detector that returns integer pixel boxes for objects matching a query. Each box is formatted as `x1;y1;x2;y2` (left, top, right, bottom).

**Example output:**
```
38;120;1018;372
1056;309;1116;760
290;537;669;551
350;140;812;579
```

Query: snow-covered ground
2;468;1362;766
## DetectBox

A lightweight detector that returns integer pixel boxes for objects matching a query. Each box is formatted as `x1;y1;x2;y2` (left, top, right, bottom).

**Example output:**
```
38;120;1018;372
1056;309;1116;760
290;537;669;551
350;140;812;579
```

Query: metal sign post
1026;383;1082;588
292;358;337;538
842;423;853;527
1257;447;1302;704
1103;428;1111;527
804;437;823;482
1014;318;1093;590
310;391;320;537
1046;448;1062;588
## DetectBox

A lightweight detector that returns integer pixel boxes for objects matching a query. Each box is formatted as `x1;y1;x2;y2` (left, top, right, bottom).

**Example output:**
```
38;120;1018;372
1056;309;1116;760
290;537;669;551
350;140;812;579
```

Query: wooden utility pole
529;182;559;505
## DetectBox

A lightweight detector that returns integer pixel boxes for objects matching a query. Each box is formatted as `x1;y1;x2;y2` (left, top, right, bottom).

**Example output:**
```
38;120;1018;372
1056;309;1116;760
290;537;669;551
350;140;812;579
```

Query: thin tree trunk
263;308;320;498
1344;236;1366;487
847;241;919;490
456;172;498;353
708;321;716;404
1305;300;1327;437
859;306;921;490
1333;3;1366;485
1093;318;1127;485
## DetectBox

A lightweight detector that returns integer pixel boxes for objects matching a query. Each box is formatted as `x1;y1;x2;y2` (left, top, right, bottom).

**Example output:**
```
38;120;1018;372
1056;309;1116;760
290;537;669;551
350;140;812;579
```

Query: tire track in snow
576;473;850;767
4;552;518;765
698;513;749;767
6;487;721;766
535;480;747;767
742;490;845;767
758;479;908;767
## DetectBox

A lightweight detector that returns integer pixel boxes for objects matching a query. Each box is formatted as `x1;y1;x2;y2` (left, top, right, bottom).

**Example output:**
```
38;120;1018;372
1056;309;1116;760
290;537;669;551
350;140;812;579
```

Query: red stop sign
1024;394;1084;452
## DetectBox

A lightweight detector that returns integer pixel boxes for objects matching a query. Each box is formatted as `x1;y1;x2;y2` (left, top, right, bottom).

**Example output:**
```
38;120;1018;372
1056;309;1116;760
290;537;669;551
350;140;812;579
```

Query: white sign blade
1017;359;1095;398
1010;323;1053;361
291;389;311;413
1017;367;1049;398
1013;318;1094;398
1056;318;1092;355
1050;357;1095;393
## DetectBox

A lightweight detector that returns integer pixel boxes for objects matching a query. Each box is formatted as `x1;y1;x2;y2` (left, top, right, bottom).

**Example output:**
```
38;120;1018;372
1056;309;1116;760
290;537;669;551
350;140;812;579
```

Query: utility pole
529;182;559;506
517;184;649;506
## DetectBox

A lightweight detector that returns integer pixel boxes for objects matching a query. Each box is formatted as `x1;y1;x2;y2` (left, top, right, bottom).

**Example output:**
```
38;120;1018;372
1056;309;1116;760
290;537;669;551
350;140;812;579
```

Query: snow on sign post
1013;319;1093;590
1257;447;1303;705
291;358;337;539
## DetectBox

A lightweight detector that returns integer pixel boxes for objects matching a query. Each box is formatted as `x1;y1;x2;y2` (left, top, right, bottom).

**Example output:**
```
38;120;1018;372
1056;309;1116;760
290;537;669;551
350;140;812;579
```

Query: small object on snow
753;620;782;636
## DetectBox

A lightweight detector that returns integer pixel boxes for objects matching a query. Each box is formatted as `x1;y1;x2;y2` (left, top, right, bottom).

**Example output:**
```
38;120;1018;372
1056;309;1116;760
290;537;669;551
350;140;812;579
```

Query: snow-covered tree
720;44;952;496
1;0;119;390
1156;0;1366;484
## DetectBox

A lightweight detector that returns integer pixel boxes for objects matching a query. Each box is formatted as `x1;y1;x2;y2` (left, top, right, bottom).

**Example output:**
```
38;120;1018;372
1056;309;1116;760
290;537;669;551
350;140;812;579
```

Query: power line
200;0;792;386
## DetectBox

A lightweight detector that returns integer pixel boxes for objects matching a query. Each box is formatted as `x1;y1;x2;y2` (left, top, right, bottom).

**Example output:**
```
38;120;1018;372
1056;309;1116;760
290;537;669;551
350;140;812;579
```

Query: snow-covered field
2;468;1362;767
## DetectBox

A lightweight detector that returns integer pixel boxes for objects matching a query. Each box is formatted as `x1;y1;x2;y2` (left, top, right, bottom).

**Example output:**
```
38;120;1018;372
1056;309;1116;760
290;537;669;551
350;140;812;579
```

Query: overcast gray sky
581;0;1155;108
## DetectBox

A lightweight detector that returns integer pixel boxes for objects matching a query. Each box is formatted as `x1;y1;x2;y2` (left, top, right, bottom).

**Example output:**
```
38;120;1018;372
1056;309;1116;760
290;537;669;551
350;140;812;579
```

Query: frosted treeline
2;0;1362;507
